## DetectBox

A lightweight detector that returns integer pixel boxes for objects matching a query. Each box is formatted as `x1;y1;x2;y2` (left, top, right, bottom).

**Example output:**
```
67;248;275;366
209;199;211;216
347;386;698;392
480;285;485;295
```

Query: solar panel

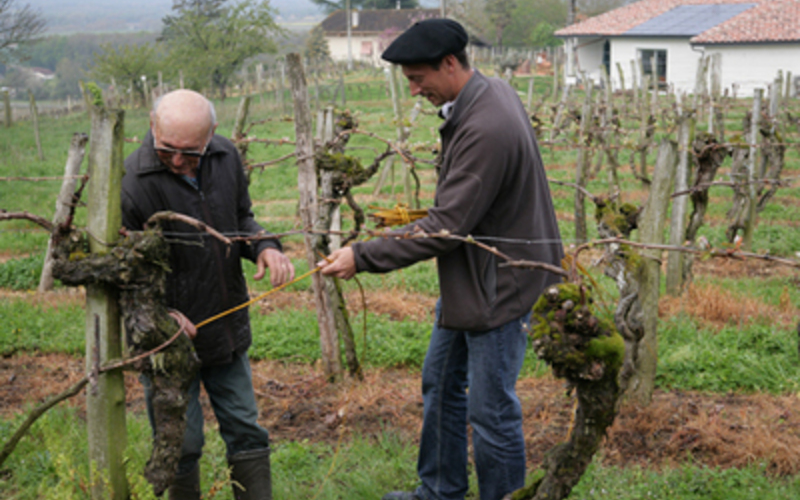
624;4;756;36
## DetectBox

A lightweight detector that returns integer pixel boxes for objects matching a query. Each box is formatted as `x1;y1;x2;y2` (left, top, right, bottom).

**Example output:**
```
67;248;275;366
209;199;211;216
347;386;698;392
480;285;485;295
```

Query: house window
639;49;667;88
602;40;610;76
361;41;373;56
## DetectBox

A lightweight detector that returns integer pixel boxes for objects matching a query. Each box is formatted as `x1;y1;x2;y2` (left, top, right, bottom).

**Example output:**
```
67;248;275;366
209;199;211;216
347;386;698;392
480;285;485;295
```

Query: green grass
0;252;45;290
4;405;800;499
0;298;84;355
0;406;419;500
658;314;800;394
569;461;800;500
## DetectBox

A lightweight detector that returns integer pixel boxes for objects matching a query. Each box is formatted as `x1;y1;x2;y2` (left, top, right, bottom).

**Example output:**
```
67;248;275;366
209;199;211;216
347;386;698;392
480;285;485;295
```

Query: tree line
1;0;287;102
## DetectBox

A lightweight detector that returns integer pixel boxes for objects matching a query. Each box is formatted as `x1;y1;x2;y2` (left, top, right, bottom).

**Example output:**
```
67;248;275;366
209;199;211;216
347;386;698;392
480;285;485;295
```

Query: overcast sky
24;0;325;34
23;0;440;34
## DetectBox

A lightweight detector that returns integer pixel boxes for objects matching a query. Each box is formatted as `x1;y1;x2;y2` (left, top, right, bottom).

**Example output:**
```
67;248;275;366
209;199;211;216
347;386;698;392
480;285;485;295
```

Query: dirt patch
660;281;798;330
344;289;436;323
0;288;86;307
256;288;436;324
692;256;799;280
4;352;800;476
0;251;20;264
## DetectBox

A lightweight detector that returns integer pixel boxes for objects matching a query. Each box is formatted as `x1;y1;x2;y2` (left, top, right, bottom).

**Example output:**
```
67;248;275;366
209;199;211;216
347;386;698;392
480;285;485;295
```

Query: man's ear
444;54;459;73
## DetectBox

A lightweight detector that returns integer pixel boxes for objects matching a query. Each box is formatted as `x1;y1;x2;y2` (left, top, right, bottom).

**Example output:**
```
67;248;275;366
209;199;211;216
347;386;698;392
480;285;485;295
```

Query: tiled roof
693;0;800;43
554;0;800;44
320;8;440;35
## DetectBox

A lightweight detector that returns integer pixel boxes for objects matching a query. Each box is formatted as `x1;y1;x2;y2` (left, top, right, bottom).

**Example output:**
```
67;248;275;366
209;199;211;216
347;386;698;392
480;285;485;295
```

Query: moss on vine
530;283;624;382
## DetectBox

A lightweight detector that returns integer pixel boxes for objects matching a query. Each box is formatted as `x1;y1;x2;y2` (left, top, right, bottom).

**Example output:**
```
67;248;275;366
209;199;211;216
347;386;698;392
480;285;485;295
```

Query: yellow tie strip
195;266;322;330
396;203;411;225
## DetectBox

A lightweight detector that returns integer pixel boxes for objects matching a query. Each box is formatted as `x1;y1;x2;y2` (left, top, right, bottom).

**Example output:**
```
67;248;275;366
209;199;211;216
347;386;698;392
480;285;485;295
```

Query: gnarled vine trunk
52;228;200;497
506;283;624;500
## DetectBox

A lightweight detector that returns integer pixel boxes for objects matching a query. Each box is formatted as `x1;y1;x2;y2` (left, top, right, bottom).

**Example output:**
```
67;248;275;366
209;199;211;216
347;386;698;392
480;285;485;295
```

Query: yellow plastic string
395;203;411;225
195;266;322;330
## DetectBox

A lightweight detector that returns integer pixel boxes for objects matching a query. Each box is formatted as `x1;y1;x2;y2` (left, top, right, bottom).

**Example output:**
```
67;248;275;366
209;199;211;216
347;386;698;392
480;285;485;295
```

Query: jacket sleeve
353;120;511;273
121;156;148;231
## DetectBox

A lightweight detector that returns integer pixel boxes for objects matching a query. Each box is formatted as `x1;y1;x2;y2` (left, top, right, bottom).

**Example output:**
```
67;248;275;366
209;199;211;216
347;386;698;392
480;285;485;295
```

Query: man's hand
168;310;197;340
255;247;295;287
317;247;357;280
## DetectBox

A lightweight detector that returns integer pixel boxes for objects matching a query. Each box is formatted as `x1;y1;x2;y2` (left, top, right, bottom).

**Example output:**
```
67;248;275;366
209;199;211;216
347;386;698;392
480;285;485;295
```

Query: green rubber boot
229;447;272;500
168;463;200;500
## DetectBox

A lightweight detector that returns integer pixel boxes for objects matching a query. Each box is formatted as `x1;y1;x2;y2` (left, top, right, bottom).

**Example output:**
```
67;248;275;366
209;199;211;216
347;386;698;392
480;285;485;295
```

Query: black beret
381;18;468;65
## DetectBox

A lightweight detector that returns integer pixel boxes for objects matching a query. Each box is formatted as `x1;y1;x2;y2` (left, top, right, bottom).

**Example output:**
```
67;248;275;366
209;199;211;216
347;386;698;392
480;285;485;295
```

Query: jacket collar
134;129;228;175
440;70;488;132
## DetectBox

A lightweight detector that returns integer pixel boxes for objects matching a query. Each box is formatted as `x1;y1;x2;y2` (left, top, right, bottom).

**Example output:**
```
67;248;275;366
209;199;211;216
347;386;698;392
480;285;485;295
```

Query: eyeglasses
153;135;210;159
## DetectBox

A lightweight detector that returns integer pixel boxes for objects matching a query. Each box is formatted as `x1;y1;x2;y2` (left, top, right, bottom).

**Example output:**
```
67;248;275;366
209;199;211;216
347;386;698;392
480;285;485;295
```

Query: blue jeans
415;302;530;500
142;350;270;475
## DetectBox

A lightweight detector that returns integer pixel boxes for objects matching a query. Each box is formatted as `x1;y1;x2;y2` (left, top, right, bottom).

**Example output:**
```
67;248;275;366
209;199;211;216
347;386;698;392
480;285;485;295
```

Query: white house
29;67;56;81
555;0;800;96
320;8;441;66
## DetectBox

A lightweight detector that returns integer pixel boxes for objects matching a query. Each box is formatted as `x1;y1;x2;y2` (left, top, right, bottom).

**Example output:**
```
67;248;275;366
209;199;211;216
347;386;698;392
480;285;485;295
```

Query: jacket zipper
198;186;236;354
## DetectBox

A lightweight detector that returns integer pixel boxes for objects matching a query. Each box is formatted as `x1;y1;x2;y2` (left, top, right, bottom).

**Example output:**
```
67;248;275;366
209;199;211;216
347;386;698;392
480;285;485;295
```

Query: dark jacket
353;71;563;331
121;130;280;366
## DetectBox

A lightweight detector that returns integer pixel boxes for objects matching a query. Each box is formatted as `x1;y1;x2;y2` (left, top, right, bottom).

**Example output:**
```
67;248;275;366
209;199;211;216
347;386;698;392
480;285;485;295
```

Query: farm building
555;0;800;96
320;8;442;66
319;9;489;66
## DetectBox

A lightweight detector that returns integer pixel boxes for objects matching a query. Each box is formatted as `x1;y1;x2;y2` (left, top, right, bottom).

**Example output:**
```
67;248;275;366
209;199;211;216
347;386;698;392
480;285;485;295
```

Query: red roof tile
693;0;800;43
555;0;799;44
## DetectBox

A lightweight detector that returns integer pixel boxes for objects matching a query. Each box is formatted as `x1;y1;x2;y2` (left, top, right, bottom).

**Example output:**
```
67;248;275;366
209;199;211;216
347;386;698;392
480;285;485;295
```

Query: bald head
150;90;218;176
152;89;217;140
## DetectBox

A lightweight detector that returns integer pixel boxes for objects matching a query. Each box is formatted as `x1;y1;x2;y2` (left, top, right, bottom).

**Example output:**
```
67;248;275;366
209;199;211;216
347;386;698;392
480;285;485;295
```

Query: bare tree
0;0;45;63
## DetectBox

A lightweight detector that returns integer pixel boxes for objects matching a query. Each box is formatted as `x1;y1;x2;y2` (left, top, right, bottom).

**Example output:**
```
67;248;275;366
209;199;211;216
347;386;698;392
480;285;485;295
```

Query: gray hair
152;93;217;132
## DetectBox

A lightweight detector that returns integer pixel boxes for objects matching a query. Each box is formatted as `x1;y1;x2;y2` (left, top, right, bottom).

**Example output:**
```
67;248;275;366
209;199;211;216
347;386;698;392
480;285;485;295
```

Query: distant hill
24;0;325;34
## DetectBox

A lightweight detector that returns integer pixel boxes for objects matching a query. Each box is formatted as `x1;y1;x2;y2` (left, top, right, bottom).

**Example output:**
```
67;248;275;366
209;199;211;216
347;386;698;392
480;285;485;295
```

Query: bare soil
4;352;800;476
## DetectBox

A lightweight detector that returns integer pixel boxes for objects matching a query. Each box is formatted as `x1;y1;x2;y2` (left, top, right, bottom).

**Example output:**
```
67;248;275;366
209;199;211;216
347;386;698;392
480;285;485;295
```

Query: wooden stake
287;53;342;382
28;90;44;161
666;97;693;296
742;88;762;251
317;107;361;378
3;90;11;128
84;91;128;500
38;133;89;292
574;79;593;244
631;139;677;405
231;95;252;180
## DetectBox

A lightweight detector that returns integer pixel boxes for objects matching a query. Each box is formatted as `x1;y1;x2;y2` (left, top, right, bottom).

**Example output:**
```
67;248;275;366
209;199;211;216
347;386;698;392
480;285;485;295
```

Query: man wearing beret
318;18;563;500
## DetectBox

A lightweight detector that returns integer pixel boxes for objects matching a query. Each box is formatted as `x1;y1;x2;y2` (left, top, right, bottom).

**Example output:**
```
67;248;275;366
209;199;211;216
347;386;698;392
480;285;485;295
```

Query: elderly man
122;89;294;500
318;18;564;500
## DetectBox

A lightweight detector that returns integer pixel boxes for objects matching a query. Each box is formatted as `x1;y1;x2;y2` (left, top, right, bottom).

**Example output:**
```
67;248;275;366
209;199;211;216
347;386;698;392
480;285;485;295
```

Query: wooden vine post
573;79;593;244
287;53;342;382
316;107;362;378
83;87;129;499
756;81;786;211
3;90;11;127
742;88;762;251
231;95;252;181
666;97;693;295
708;54;722;135
375;64;414;204
28;90;44;161
38;133;89;292
597;66;620;193
629;139;676;405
